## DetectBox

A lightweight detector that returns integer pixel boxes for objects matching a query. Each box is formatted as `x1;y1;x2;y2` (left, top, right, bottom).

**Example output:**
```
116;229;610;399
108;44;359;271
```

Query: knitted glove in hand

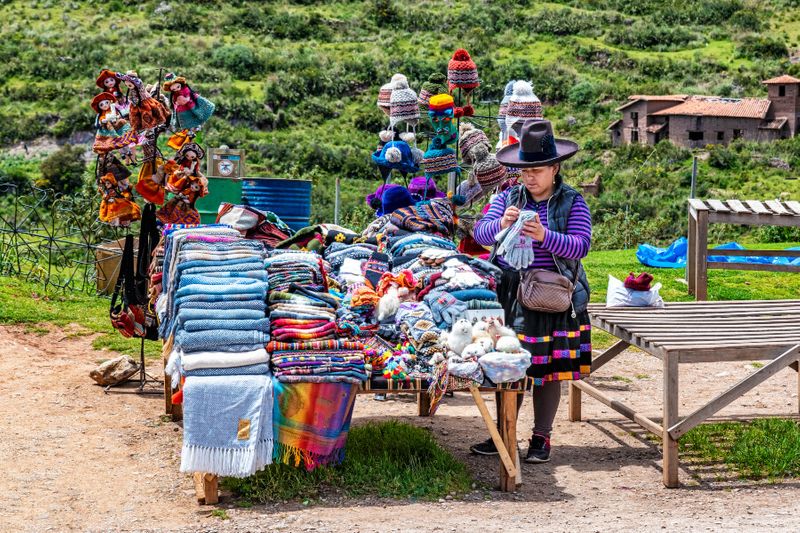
497;210;537;270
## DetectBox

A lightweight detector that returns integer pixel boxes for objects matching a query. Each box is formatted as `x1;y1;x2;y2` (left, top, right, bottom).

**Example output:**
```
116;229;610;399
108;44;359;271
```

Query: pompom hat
389;78;420;128
497;80;517;134
447;49;480;91
458;123;491;164
371;140;422;178
377;81;394;115
505;81;542;130
418;73;448;112
423;138;460;179
377;185;415;217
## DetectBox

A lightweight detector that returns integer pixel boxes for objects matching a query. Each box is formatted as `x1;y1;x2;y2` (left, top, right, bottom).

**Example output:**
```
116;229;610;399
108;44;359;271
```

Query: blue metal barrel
241;178;312;231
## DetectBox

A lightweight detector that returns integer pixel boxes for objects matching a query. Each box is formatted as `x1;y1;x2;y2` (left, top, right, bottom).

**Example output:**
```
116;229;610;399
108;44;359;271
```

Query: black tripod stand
104;337;163;395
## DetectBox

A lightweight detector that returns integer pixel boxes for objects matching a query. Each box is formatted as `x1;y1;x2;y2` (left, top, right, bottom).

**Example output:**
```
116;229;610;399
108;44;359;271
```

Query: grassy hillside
1;0;800;245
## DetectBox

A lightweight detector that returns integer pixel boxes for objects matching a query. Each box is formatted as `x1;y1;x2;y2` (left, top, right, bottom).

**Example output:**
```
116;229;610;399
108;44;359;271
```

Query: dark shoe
525;433;551;463
470;438;498;456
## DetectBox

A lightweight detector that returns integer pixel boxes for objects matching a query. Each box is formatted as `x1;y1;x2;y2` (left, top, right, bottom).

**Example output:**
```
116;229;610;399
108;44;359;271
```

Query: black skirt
497;269;592;386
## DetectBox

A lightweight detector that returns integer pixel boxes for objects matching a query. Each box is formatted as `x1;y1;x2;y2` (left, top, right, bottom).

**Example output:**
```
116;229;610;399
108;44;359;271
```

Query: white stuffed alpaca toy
445;318;473;357
459;342;486;362
487;317;521;353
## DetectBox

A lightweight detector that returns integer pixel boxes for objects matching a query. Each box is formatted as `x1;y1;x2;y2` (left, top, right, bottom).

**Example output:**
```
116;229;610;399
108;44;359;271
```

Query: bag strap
111;234;135;314
134;204;159;304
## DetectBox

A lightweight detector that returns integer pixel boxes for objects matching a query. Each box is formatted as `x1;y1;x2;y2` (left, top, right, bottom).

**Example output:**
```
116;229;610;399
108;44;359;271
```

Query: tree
38;145;87;195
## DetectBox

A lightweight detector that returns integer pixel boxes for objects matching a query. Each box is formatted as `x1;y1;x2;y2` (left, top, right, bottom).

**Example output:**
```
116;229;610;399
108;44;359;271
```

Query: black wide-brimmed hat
496;119;579;168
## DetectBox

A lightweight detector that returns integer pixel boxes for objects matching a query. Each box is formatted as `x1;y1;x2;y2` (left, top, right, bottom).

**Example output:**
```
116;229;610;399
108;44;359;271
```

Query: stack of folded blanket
268;340;368;384
268;284;340;342
264;250;327;292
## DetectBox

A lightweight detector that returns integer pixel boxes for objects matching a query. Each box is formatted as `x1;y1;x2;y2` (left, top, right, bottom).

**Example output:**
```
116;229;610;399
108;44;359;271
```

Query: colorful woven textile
267;340;364;352
272;381;358;470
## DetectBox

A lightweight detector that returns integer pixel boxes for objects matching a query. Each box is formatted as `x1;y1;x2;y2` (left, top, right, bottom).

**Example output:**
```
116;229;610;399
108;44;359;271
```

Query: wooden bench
569;301;800;488
687;199;800;300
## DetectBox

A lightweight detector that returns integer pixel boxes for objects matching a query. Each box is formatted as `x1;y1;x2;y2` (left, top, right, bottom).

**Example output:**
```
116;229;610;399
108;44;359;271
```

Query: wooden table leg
687;208;697;296
417;391;431;417
469;386;516;479
663;353;679;488
498;390;519;492
193;472;219;505
163;357;173;416
792;361;800;414
568;382;582;422
695;209;709;301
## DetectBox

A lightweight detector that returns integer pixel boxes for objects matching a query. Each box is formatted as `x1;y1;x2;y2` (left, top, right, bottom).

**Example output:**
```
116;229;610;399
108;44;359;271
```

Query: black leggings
496;380;561;437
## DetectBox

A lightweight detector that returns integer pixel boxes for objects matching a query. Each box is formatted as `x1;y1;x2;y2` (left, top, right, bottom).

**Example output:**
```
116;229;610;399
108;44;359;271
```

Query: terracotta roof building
608;75;800;148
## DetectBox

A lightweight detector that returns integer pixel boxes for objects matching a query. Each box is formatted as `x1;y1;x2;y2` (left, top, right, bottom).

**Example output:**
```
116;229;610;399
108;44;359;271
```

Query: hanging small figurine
428;94;460;146
96;69;128;117
98;172;141;227
91;92;137;163
156;143;208;224
161;72;215;148
135;128;166;205
116;71;170;134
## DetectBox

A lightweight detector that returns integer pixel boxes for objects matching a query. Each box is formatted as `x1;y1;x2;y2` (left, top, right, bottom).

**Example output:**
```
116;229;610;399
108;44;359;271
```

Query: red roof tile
762;75;800;84
616;95;688;112
650;97;771;119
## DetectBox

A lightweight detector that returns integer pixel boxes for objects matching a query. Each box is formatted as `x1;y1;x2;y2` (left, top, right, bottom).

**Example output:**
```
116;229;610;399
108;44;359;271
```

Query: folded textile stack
264;250;327;292
268;285;339;342
268;340;368;384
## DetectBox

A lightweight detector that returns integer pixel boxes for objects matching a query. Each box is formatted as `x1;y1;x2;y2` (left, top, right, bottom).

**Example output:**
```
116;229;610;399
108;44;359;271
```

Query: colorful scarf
272;381;358;470
267;340;364;352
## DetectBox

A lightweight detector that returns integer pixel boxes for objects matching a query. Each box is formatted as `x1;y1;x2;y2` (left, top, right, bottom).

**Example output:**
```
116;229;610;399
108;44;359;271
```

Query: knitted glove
425;291;466;328
498;210;537;270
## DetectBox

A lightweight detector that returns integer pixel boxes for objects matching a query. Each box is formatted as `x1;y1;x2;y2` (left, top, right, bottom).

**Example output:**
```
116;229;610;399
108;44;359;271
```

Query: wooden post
695;209;709;301
417;391;431;417
469;386;516;478
687;208;697;295
568;382;581;422
662;353;680;488
163;357;172;416
498;390;519;492
793;361;800;414
334;176;341;225
193;473;219;505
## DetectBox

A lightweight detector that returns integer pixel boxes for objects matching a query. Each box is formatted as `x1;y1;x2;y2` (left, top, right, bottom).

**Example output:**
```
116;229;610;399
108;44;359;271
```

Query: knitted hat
497;80;517;134
423;138;460;179
418;73;448;112
389;78;420;128
408;176;446;200
428;94;458;144
366;183;399;208
377;185;415;217
91;92;116;113
176;142;205;161
458;123;491;164
428;93;455;114
505;81;542;130
371;140;423;178
447;49;480;91
161;72;187;92
377;73;408;116
96;69;119;90
472;152;508;190
456;178;484;204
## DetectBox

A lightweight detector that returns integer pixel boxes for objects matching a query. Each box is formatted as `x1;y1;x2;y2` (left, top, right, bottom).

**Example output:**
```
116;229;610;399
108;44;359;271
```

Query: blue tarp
636;238;800;269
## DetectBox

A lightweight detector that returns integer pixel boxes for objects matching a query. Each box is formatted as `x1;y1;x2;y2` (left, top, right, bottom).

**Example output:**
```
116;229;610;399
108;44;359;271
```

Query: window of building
688;131;704;141
779;85;786;97
631;130;639;143
716;131;724;141
630;111;639;122
733;129;743;139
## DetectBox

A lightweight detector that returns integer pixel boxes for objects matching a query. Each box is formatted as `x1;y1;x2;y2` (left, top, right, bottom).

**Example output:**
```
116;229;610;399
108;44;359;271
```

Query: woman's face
169;82;182;92
104;77;116;89
520;164;559;198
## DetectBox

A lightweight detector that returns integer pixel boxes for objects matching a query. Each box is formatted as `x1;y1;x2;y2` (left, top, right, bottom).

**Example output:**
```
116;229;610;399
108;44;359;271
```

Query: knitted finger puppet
418;73;448;113
96;69;128;117
91;92;137;161
504;81;542;132
447;49;480;106
161;72;216;138
98;172;141;227
117;71;170;134
497;80;517;140
459;123;507;190
389;77;420;129
428;94;460;147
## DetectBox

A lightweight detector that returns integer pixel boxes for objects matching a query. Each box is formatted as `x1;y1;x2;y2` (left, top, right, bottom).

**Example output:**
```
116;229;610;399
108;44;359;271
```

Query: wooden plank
570;380;663;435
707;248;800;257
568;382;581;422
694;206;708;302
711;212;800;227
663;354;680;488
592;317;666;359
726;199;751;213
193;473;205;504
687;208;697;295
668;344;800;440
706;199;730;212
469;386;516;479
793;361;800;415
203;474;219;505
163;357;172;416
688;198;708;211
418;392;432;417
591;340;631;372
636;330;800;340
613;319;800;328
499;390;519;491
707;262;800;273
589;299;800;309
677;344;795;363
785;200;800;216
765;200;791;215
745;200;771;214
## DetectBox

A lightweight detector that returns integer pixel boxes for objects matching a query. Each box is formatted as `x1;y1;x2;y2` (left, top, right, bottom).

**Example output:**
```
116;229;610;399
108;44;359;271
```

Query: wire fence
0;184;131;295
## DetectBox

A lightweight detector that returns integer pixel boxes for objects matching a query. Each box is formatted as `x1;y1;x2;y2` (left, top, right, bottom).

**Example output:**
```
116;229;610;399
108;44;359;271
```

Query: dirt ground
1;323;799;533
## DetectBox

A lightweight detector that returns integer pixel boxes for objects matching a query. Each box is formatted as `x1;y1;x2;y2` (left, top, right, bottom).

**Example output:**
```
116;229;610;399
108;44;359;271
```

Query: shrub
371;0;398;26
592;209;672;250
729;9;762;31
708;144;738;169
736;35;789;59
38;145;87;195
606;22;704;51
210;44;264;79
568;81;599;106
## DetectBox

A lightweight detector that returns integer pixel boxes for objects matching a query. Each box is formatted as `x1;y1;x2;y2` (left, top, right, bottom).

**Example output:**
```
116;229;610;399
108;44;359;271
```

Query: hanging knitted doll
161;72;215;144
98;172;141;227
117;71;170;134
135;129;166;205
91;92;137;163
165;142;205;189
157;143;208;224
96;69;128;117
428;94;460;147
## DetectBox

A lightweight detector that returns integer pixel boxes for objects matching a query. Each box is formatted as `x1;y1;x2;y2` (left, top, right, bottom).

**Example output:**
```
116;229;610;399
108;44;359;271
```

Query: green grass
0;276;162;359
222;420;474;503
680;419;800;481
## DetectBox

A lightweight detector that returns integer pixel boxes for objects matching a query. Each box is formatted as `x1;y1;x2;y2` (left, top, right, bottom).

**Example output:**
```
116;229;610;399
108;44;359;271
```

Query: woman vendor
471;119;592;463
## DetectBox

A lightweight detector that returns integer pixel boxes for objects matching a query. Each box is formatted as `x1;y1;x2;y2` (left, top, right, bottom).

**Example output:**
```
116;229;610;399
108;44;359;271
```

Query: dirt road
1;324;798;532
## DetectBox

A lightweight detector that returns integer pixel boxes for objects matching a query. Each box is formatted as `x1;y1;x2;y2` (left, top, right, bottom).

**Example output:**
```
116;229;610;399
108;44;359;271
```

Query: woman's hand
522;213;546;241
500;206;520;229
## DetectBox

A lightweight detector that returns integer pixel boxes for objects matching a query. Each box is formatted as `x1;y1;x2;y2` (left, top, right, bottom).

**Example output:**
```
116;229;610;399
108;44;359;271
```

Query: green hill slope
1;0;800;245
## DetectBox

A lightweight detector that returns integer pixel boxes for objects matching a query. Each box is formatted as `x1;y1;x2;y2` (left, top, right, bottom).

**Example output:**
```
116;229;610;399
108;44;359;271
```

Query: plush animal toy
445;318;473;357
487;317;521;353
460;342;487;361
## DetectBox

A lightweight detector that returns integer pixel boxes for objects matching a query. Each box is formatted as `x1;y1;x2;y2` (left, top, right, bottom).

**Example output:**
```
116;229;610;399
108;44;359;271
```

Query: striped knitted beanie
505;81;542;130
423;138;459;179
447;49;480;91
377;73;408;116
497;80;517;134
473;153;508;191
389;78;420;128
458;122;491;165
418;73;448;112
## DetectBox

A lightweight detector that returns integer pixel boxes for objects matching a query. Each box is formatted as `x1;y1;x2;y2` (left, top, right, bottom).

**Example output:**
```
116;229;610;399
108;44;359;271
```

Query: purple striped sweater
473;188;592;271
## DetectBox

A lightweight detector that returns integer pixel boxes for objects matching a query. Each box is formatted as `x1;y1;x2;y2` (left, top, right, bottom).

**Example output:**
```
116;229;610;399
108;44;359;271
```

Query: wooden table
569;301;800;487
687;199;800;300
